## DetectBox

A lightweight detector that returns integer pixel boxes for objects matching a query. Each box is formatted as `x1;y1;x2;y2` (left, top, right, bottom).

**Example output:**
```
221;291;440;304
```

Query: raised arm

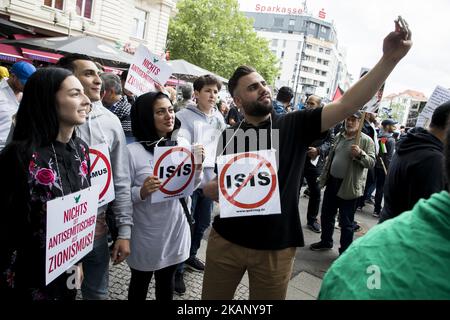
321;19;412;132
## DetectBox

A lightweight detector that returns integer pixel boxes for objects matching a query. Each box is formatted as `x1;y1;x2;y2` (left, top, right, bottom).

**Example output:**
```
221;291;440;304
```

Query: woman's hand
140;176;161;200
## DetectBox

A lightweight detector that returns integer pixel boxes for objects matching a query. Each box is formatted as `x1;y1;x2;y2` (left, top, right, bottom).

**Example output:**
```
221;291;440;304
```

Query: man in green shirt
318;126;450;299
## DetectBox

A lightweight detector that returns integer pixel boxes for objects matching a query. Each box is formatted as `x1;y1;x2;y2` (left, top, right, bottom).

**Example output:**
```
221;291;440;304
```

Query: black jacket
376;131;395;169
304;129;334;173
380;128;447;223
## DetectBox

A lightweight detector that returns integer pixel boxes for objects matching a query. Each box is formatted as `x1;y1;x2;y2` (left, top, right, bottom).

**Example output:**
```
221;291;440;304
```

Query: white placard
217;149;281;218
45;186;99;285
124;44;173;96
416;86;450;128
89;143;115;206
194;122;222;168
152;146;197;203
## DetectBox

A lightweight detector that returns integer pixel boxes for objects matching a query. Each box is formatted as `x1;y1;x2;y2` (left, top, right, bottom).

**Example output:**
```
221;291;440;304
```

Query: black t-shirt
213;107;324;250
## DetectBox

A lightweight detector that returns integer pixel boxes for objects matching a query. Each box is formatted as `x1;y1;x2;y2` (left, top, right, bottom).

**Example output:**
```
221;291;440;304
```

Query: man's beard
242;100;273;117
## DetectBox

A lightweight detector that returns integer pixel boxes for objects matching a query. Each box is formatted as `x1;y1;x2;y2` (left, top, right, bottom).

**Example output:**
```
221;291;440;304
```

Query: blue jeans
81;234;110;300
320;176;358;255
190;188;213;258
176;188;213;274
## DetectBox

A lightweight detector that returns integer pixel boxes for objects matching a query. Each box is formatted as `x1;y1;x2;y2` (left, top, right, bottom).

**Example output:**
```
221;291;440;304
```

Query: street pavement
86;192;379;300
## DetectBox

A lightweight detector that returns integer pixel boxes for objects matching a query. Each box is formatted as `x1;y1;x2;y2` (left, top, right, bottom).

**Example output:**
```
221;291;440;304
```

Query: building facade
243;10;352;102
380;90;428;127
0;0;175;64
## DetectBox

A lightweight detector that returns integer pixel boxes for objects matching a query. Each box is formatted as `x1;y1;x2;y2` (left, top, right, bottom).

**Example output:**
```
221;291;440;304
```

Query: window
320;26;327;33
315;69;320;75
272;39;279;47
289;19;295;26
281;51;285;58
302;66;309;72
321;71;327;76
76;0;93;19
306;44;313;50
325;49;331;55
44;0;64;10
314;80;319;86
323;60;329;66
274;18;284;27
320;81;325;87
317;58;322;64
309;23;316;30
132;8;148;39
319;47;324;53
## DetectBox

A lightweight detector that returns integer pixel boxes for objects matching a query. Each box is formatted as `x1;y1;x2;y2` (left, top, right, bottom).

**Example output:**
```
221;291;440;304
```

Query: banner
217;149;281;218
89;143;115;206
416;86;450;128
124;44;173;96
152;146;197;203
45;186;99;285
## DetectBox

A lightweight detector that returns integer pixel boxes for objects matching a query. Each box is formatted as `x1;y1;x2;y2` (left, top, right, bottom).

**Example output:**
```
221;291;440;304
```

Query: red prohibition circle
153;147;195;195
89;149;112;200
219;152;277;209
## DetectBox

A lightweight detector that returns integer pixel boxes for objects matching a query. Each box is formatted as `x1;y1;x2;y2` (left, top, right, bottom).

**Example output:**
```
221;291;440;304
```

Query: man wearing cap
373;118;397;217
310;112;375;255
0;61;36;151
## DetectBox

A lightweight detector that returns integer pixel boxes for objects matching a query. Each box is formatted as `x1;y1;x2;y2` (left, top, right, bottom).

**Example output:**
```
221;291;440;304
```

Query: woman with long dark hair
127;91;204;300
0;67;91;300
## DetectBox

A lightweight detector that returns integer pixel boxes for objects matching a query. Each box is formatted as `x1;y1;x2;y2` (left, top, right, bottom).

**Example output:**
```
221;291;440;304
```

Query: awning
21;47;63;63
166;78;186;86
0;43;24;62
103;65;124;75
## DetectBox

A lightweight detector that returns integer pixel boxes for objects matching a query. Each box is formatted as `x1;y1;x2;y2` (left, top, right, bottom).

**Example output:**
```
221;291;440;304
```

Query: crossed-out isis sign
217;149;281;218
151;146;197;203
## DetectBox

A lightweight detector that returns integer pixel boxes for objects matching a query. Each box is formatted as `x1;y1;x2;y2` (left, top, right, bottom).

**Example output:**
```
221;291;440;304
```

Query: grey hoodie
76;101;133;239
176;104;226;187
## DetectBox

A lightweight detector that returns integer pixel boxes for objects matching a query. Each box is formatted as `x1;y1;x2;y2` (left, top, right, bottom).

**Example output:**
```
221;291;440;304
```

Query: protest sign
124;44;173;96
416;86;450;128
45;186;99;285
89;143;114;206
217;149;281;218
152;146;196;203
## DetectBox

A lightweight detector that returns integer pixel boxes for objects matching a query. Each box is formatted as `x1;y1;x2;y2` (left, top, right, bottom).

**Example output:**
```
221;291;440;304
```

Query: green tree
167;0;279;84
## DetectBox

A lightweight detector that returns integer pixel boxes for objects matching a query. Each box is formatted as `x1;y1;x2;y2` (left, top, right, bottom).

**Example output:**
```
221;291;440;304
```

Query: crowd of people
0;19;449;301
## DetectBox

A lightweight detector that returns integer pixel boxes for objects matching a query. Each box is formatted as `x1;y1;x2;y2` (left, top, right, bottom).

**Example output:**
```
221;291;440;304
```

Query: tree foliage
167;0;279;85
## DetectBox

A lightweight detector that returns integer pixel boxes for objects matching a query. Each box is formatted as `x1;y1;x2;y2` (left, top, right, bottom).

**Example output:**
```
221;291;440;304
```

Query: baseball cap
10;61;36;85
382;119;398;127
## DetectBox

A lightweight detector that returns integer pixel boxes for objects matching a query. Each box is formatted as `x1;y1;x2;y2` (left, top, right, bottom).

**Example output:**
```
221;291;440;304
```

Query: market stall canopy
0;35;133;65
0;17;35;37
167;59;228;83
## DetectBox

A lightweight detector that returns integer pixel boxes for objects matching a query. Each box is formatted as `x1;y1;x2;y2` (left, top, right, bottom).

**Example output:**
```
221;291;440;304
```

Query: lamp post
293;0;309;106
293;20;309;106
